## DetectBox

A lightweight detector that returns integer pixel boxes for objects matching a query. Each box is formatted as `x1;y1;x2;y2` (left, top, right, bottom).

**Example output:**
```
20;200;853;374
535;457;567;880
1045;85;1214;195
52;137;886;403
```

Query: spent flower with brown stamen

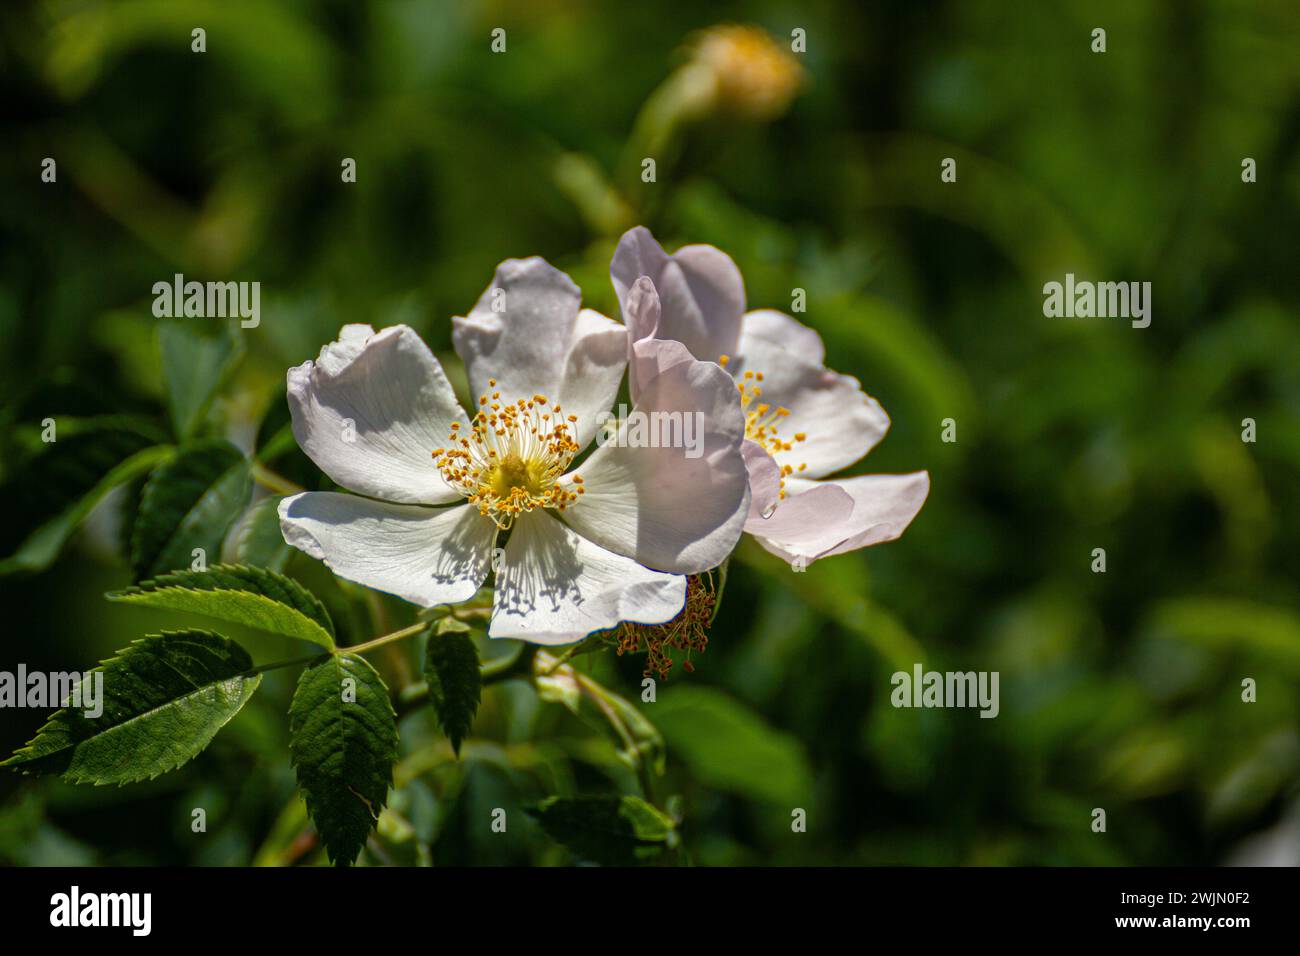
610;574;716;679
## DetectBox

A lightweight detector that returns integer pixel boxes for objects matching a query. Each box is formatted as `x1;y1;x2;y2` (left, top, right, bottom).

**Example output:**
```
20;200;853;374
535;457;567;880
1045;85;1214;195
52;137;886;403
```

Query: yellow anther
431;387;583;530
735;364;810;501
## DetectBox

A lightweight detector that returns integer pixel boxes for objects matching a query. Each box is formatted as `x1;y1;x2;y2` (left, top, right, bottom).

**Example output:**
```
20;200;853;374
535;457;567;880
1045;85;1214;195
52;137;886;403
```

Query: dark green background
1;0;1298;865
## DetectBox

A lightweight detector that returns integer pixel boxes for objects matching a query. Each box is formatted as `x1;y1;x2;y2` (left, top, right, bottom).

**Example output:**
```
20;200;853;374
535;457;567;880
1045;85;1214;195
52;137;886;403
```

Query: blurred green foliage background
1;0;1299;866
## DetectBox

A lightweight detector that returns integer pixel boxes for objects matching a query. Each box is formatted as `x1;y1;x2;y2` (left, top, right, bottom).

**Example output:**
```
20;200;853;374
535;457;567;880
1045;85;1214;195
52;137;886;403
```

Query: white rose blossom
278;257;751;644
611;226;930;566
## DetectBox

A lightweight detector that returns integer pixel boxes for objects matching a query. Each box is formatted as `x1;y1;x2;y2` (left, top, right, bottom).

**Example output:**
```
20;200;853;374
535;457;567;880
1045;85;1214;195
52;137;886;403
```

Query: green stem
365;589;412;688
343;621;429;656
250;462;304;496
538;640;586;675
709;558;730;626
574;671;658;803
248;652;326;676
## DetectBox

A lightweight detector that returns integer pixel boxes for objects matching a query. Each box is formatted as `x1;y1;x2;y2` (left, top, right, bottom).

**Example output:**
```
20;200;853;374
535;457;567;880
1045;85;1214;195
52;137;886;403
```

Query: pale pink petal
752;472;930;564
287;324;468;505
623;275;661;344
623;277;667;401
611;226;744;365
629;334;697;405
489;510;686;644
743;477;854;541
279;493;495;607
559;354;749;574
741;440;782;522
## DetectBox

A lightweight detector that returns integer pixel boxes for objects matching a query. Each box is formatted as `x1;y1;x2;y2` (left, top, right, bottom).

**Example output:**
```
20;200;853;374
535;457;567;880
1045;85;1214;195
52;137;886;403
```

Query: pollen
432;390;581;529
736;368;807;500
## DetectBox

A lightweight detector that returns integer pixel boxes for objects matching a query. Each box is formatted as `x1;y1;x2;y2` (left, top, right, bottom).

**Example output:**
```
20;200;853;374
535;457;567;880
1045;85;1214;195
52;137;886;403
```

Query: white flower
612;227;930;566
278;258;751;644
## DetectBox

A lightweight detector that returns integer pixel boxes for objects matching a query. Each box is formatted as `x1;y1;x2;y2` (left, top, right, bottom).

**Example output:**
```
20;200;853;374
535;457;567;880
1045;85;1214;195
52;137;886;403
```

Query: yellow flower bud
690;24;804;121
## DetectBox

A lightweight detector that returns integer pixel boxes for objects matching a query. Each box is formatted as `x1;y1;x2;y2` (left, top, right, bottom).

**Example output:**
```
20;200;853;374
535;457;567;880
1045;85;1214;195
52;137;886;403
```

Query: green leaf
289;654;398;866
423;618;481;755
0;416;171;575
527;795;676;865
107;564;335;650
235;495;294;572
650;686;812;806
131;439;251;580
2;630;261;784
159;319;244;439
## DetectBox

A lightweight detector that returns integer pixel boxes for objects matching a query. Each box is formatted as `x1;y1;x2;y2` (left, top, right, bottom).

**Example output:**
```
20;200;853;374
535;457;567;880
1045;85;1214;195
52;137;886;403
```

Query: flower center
432;380;584;530
719;355;806;500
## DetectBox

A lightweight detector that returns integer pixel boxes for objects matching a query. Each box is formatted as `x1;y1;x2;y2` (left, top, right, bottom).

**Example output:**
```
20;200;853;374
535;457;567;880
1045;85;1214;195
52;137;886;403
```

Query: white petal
287;324;468;505
611;226;744;364
734;309;890;479
752;472;930;564
741;308;826;363
452;258;626;449
560;354;749;574
316;323;376;373
489;510;686;645
279;493;495;607
563;309;630;449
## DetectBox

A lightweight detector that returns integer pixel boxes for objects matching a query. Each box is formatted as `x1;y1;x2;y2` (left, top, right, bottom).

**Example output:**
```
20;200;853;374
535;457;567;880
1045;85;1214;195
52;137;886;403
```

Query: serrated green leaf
1;630;261;784
159;319;244;439
236;495;293;572
108;564;335;650
131;439;251;580
423;619;481;755
0;415;171;575
527;795;676;865
289;654;398;866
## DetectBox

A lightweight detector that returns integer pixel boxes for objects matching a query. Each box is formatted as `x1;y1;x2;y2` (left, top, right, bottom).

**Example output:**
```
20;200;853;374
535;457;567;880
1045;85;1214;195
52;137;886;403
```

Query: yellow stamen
733;363;809;500
432;390;581;530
